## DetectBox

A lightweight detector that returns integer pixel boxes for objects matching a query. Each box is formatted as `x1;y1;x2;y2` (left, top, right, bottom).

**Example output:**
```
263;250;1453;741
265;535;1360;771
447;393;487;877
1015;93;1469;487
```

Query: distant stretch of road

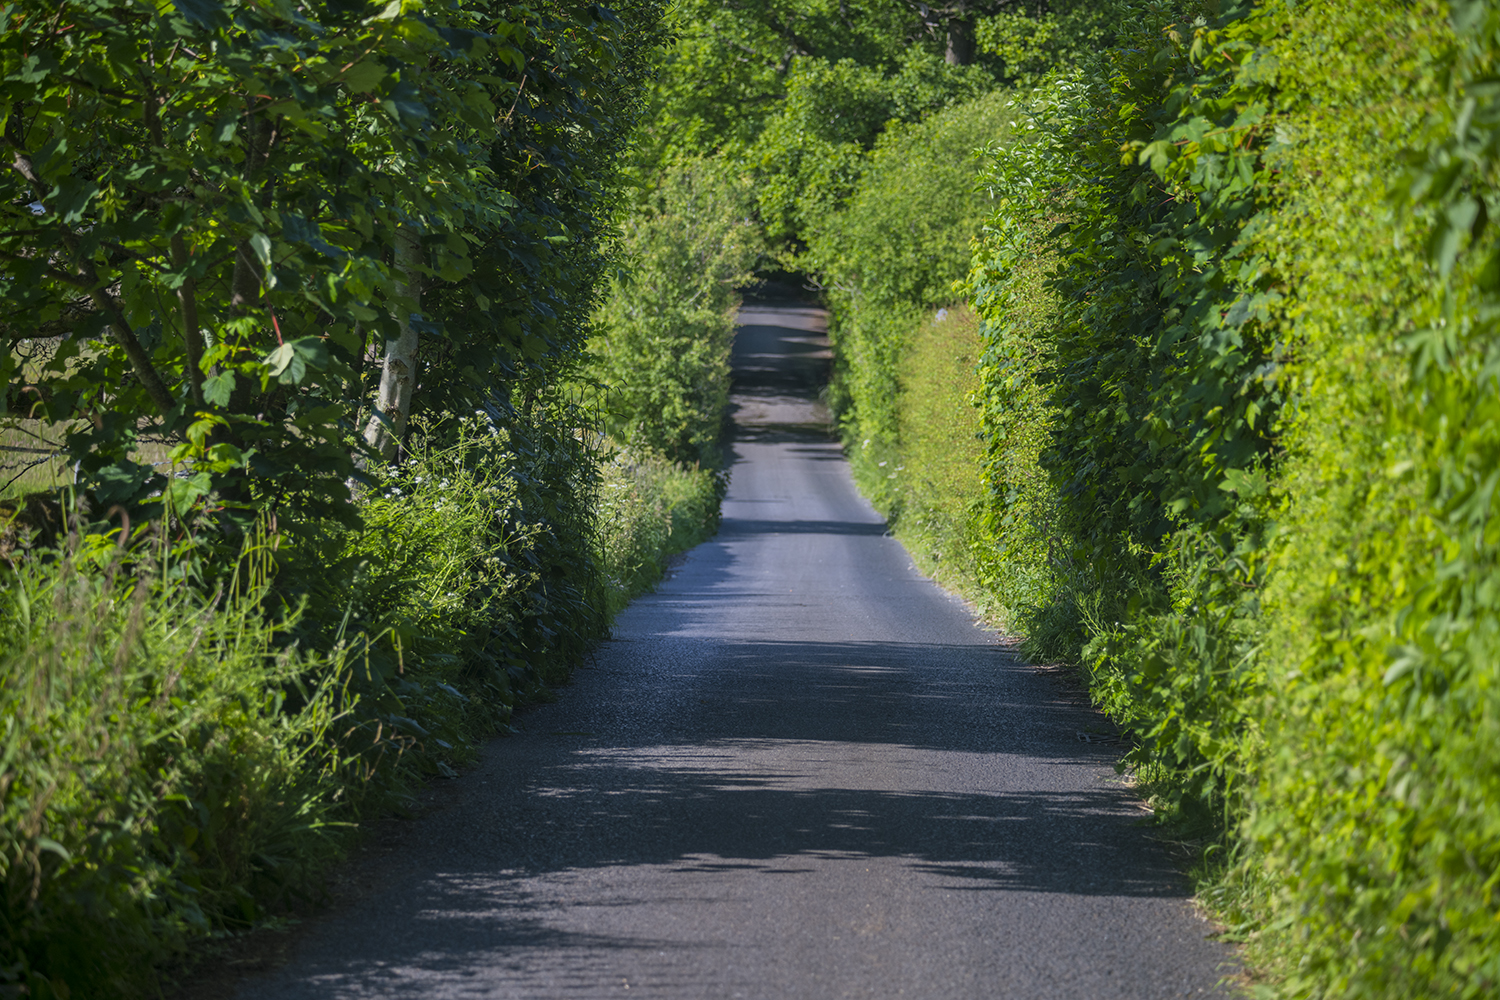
231;304;1233;999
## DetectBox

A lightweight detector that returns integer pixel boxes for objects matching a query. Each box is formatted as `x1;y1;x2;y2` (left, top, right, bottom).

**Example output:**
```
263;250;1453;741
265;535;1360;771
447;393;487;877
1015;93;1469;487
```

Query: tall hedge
588;161;761;470
959;0;1500;994
802;89;1014;488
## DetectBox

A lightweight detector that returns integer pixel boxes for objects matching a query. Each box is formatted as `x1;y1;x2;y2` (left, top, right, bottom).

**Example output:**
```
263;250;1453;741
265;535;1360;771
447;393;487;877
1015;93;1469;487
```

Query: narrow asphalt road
230;305;1233;999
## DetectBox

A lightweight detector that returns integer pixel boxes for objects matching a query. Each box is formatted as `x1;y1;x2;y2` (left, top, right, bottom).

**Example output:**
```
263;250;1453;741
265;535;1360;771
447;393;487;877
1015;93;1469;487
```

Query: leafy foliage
747;52;994;249
634;0;943;167
807;89;1014;481
629;0;1002;262
596;450;722;616
0;0;678;994
589;162;761;468
0;0;662;524
975;0;1144;88
869;304;991;597
954;0;1500;994
0;537;361;999
1237;2;1500;994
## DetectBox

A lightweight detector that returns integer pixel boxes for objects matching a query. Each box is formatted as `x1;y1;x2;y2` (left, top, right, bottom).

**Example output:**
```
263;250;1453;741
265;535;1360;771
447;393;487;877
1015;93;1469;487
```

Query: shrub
875;304;991;599
596;450;723;617
589;161;762;469
0;396;712;997
804;90;1015;469
0;534;358;999
1236;3;1500;993
956;0;1500;994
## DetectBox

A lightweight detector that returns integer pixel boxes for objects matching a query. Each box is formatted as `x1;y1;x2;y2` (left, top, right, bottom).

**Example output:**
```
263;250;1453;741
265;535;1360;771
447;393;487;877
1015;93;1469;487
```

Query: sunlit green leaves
959;1;1500;995
0;0;666;525
589;160;761;468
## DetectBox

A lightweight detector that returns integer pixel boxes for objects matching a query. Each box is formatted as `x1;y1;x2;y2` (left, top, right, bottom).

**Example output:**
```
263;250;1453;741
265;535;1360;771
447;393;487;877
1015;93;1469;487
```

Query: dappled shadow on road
255;892;725;999
570;637;1124;762
248;638;1180;998
249;758;1180;997
716;517;888;537
481;756;1172;897
226;305;1227;1000
728;316;833;446
482;630;1159;900
727;421;835;444
731;323;829;395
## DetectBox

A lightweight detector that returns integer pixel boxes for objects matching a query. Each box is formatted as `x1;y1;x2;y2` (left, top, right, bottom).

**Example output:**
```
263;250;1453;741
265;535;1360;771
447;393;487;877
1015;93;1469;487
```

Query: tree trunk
945;15;974;66
171;233;206;409
362;226;423;463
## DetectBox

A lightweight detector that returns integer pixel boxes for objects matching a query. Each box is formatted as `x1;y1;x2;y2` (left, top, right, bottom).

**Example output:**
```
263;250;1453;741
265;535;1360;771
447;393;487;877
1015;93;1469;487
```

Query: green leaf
94;460;154;506
1432;198;1480;277
1139;139;1180;175
282;214;344;259
264;342;297;378
172;0;231;29
250;232;272;271
167;471;213;516
204;442;245;472
1382;647;1423;688
35;838;71;862
202;370;235;407
1220;468;1267;497
289;336;329;371
343;60;387;93
55;177;101;224
263;337;327;386
387;714;429;736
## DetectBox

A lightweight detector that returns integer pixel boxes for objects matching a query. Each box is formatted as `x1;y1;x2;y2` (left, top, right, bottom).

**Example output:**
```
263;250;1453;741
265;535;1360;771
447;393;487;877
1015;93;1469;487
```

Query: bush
953;0;1500;994
0;394;714;997
0;535;358;999
597;450;723;617
865;304;991;599
589;161;762;470
1235;3;1500;993
975;0;1145;88
803;90;1015;469
750;52;995;248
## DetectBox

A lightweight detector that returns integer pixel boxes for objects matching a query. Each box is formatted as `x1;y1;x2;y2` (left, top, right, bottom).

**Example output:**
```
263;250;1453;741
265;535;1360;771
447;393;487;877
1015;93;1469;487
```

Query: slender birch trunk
363;225;423;463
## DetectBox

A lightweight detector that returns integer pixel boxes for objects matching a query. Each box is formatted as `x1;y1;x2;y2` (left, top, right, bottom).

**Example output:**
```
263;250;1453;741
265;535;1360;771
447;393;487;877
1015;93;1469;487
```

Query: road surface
230;304;1233;999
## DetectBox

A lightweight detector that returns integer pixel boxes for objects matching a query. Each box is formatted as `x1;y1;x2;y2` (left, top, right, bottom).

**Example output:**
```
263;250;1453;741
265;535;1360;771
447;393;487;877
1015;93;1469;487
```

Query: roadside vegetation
6;1;1499;998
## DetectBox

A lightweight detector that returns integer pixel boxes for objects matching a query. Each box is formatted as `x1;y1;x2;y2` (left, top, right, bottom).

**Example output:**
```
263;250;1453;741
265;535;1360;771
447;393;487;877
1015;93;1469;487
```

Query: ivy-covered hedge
952;0;1500;995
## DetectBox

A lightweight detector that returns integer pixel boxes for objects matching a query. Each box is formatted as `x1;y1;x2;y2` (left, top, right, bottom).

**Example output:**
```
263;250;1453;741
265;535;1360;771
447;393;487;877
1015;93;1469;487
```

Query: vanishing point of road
230;304;1234;999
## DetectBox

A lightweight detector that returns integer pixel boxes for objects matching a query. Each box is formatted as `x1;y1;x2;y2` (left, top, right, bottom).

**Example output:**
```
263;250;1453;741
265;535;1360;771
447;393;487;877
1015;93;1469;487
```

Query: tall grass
0;530;360;999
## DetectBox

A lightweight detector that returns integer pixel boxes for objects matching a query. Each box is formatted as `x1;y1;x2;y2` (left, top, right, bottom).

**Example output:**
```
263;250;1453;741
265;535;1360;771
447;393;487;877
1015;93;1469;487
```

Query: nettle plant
0;0;644;526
